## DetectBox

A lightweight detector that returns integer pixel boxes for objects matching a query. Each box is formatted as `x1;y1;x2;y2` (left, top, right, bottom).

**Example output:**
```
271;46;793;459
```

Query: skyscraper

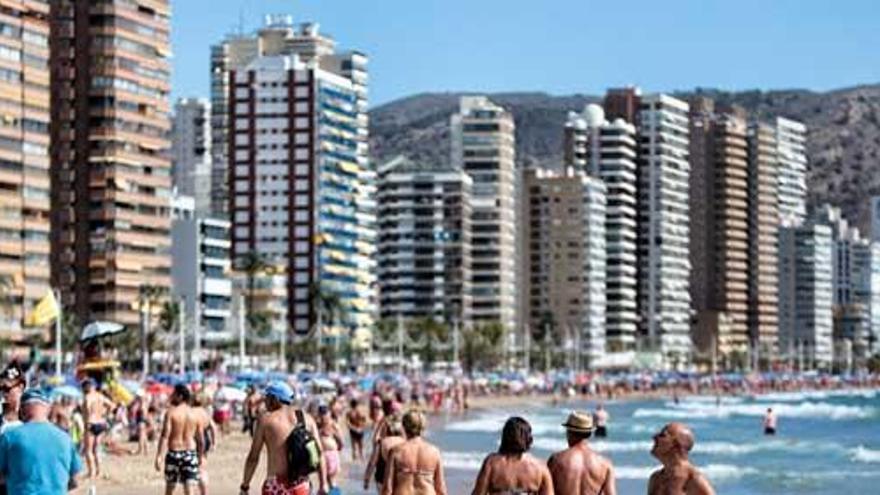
0;0;50;337
776;117;808;226
747;121;781;359
636;93;692;363
564;104;638;352
226;18;375;336
688;98;750;365
377;157;472;327
522;167;606;367
450;96;517;333
50;0;172;325
172;98;212;215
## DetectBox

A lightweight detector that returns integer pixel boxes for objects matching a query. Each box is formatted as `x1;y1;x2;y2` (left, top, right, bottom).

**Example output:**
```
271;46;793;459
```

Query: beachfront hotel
747;121;781;359
0;0;51;339
776;117;808;226
50;0;173;326
563;104;639;354
225;17;376;336
450;97;518;333
171;195;234;344
688;98;750;365
778;220;834;369
171;97;212;216
376;157;473;328
521;167;606;368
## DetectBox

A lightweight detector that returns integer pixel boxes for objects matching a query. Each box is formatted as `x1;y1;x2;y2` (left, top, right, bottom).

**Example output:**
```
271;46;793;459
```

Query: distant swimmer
593;404;609;438
647;422;715;495
763;408;777;435
548;411;616;495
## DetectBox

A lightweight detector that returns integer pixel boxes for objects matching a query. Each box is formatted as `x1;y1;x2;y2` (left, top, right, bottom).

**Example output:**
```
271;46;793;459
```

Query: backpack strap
295;409;305;426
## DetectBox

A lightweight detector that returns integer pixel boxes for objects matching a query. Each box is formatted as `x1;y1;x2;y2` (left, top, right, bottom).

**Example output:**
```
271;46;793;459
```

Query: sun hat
264;381;294;405
562;410;594;433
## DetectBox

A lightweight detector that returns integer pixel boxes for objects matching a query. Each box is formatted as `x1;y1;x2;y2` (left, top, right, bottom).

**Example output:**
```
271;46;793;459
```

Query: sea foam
851;445;880;463
635;401;874;420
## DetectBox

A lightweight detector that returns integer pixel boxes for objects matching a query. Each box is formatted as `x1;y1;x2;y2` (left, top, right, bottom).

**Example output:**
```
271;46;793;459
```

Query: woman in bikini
471;417;554;495
381;409;447;495
318;405;344;492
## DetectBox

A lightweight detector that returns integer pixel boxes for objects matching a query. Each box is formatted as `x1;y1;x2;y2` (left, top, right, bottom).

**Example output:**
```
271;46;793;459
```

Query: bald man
647;422;715;495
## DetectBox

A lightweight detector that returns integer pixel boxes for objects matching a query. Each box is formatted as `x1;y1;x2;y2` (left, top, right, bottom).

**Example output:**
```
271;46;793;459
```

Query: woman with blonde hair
381;409;447;495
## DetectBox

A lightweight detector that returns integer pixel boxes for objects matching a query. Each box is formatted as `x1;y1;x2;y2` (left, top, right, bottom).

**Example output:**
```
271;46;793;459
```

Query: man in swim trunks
82;378;115;480
155;384;204;495
647;422;715;495
763;408;777;435
192;394;216;495
346;398;367;462
593;404;609;438
240;381;327;495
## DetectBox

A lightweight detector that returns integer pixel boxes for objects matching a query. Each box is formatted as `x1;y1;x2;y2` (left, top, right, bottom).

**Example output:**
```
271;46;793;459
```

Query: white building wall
582;176;607;367
776;117;808;226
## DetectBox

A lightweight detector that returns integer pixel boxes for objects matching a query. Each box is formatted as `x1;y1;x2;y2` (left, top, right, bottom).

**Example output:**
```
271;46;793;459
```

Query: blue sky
172;0;880;107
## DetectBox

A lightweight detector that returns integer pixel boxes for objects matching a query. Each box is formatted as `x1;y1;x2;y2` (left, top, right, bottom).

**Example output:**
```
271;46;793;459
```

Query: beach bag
286;409;321;479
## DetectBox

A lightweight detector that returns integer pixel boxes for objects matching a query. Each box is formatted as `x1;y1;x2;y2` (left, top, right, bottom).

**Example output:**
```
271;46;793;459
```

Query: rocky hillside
369;85;880;233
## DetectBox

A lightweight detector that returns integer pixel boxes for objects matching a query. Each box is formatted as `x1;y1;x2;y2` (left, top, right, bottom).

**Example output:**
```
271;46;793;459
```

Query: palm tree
310;282;345;371
237;251;270;322
137;284;166;377
412;317;449;369
0;274;15;331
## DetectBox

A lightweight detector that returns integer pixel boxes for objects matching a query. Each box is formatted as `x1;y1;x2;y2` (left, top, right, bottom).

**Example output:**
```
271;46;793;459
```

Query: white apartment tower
172;98;213;214
778;221;834;369
377;158;473;327
226;18;375;336
636;94;692;362
564;104;639;352
451;97;517;332
776;117;808;226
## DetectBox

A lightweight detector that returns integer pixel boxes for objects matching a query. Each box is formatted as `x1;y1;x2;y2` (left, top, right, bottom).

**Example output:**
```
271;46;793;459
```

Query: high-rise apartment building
226;18;375;335
172;98;212;215
0;0;50;337
522;168;606;366
450;96;517;332
635;93;692;363
171;195;233;344
778;220;834;369
377;157;472;326
564;104;638;352
50;0;172;326
747;122;780;357
776;117;808;226
688;98;750;363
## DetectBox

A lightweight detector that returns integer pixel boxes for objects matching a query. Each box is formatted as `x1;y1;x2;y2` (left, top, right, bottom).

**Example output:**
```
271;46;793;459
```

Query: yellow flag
26;290;59;326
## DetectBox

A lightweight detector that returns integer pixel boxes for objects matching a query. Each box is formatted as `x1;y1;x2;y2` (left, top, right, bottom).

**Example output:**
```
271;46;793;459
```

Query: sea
340;389;880;494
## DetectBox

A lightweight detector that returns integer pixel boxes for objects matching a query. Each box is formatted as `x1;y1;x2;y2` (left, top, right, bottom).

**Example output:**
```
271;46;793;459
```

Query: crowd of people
1;358;878;493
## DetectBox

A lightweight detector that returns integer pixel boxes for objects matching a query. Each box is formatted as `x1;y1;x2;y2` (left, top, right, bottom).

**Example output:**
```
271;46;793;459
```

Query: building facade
635;93;692;363
0;0;51;338
450;96;517;333
226;19;375;336
776;117;808;226
778;221;834;369
564;104;638;352
377;158;473;327
746;121;780;359
171;195;233;344
522;167;606;367
172;98;212;214
50;0;172;326
688;98;750;364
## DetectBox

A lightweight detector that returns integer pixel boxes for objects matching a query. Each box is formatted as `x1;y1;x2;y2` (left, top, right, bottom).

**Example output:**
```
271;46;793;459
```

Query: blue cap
21;388;50;405
264;381;293;405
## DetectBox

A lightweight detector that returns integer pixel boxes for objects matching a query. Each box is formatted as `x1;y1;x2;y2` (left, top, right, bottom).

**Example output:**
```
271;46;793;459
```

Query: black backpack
286;409;321;480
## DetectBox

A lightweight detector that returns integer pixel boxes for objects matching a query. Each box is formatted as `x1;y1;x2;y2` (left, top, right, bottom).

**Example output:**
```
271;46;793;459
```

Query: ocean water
342;388;880;494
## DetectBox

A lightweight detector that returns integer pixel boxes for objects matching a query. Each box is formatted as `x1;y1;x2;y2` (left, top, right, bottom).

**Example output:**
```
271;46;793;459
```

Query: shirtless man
242;386;262;437
155;384;204;495
346;398;368;462
594;404;609;438
240;381;328;495
192;394;216;495
82;378;116;480
647;422;715;495
548;411;616;495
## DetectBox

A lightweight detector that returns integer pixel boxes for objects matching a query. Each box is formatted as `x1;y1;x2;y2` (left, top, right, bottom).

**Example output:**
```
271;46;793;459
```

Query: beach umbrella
80;321;125;342
50;385;82;400
146;382;173;396
215;386;247;402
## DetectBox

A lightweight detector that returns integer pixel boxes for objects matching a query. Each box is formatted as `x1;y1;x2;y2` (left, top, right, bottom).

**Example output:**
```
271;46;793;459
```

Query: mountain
368;85;880;233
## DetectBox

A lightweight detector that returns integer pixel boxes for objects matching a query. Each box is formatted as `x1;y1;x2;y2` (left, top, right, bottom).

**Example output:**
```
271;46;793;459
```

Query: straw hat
562;411;594;433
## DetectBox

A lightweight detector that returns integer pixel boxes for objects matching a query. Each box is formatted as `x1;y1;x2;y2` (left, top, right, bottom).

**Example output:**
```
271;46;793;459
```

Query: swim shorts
261;476;309;495
165;450;200;484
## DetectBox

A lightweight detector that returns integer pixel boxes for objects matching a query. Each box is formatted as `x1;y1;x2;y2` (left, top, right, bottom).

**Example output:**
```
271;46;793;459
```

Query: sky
172;0;880;107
